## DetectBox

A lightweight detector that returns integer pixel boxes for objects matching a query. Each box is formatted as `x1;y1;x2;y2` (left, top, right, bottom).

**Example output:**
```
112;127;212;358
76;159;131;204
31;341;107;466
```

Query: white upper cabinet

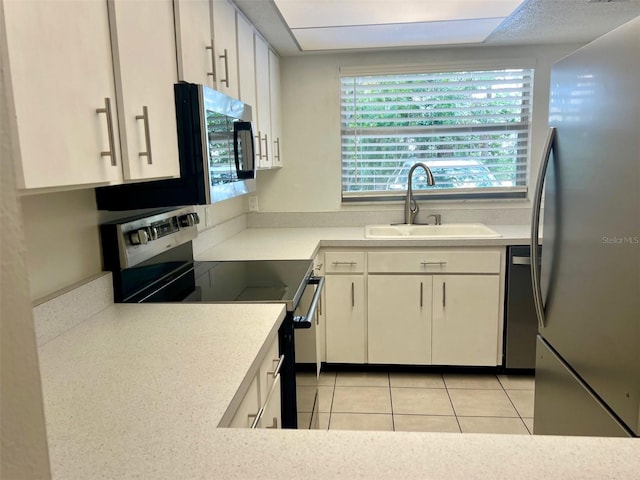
211;0;239;98
269;50;283;168
2;0;181;190
3;0;123;189
236;13;257;112
108;0;180;181
254;34;272;169
174;0;216;87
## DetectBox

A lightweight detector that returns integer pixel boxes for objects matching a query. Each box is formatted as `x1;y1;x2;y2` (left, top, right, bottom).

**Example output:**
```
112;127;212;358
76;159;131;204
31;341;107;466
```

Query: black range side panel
279;314;298;429
95;83;206;210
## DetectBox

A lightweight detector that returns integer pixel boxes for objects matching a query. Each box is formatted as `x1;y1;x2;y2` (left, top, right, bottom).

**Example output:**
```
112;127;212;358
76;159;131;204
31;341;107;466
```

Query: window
340;67;534;200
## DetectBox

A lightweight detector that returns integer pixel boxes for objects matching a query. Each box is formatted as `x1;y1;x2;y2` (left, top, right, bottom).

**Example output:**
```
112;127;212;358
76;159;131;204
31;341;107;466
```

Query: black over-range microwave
95;83;255;210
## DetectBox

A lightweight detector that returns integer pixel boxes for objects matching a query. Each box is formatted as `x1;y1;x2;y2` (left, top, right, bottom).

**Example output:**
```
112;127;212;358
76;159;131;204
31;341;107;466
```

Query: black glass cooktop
188;259;314;311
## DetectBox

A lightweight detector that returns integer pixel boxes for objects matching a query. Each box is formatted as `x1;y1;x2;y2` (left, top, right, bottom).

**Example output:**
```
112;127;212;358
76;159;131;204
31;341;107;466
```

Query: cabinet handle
255;132;263;160
317;293;322;320
262;134;269;160
332;261;356;266
96;97;117;166
420;282;423;307
420;261;446;267
249;409;262;429
219;48;229;87
443;282;446;308
205;39;217;81
351;282;355;307
266;417;278;429
274;138;280;162
268;355;285;378
135;106;153;164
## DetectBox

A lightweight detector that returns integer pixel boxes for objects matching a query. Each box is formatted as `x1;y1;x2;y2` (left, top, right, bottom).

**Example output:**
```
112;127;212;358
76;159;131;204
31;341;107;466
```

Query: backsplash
32;272;113;347
248;207;533;228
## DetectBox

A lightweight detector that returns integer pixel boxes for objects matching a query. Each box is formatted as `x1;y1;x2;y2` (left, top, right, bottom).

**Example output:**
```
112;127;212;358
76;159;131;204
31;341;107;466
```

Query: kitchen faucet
404;162;435;225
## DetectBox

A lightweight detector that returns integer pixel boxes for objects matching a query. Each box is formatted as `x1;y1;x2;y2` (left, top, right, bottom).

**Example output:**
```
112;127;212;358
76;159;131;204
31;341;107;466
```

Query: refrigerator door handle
531;127;556;330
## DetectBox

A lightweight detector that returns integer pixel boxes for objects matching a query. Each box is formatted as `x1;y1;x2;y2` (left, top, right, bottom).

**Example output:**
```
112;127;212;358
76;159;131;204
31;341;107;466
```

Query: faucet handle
426;214;442;225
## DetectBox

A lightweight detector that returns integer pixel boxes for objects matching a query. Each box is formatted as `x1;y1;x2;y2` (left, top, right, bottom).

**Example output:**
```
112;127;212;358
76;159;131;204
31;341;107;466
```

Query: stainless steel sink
364;223;502;239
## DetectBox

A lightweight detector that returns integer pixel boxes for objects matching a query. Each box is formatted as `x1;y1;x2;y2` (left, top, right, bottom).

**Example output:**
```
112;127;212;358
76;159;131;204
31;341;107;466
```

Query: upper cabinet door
254;34;272;169
236;12;256;108
3;0;123;189
269;50;283;168
174;0;216;87
108;0;180;181
211;0;239;98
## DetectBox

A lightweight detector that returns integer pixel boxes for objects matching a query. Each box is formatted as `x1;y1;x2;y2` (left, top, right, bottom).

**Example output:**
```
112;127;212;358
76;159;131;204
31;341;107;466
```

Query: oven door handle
292;276;325;329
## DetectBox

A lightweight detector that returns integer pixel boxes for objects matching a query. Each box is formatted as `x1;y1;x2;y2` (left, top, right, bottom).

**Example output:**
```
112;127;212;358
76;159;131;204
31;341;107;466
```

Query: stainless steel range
99;206;323;429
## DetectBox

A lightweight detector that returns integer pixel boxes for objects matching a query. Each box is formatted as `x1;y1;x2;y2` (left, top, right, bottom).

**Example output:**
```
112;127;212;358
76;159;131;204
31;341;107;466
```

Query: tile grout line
443;374;463;433
388;372;396;431
499;375;532;436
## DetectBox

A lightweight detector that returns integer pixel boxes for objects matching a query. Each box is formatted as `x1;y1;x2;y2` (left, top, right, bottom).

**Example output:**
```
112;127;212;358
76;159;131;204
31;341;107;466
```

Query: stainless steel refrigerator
530;17;639;437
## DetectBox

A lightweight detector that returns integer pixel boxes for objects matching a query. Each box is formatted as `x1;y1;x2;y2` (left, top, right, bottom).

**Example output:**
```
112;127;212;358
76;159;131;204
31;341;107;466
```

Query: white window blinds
340;68;534;199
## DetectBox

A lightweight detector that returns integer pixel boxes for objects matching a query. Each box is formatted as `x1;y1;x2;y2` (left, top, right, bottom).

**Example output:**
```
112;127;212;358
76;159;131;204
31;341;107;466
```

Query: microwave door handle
293;276;325;329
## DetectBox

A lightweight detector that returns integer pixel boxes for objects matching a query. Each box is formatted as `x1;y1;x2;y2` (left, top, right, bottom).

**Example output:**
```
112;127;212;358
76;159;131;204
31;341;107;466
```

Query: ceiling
232;0;640;56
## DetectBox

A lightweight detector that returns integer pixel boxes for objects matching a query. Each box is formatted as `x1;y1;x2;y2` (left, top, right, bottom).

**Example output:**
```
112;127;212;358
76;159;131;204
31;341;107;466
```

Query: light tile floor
299;371;535;434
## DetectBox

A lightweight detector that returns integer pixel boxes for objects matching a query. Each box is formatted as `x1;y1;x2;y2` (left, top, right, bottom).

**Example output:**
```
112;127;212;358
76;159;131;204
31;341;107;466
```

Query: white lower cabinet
230;336;282;429
325;275;366;363
322;247;504;367
368;275;432;365
432;275;501;366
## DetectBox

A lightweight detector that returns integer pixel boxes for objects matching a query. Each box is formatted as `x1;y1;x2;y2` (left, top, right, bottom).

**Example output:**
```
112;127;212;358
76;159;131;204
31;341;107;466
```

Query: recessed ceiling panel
293;18;507;51
273;0;527;50
273;0;525;28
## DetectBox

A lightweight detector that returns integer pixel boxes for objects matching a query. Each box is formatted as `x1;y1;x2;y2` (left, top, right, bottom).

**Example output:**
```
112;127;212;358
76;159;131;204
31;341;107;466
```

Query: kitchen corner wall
254;42;582;215
20;191;247;301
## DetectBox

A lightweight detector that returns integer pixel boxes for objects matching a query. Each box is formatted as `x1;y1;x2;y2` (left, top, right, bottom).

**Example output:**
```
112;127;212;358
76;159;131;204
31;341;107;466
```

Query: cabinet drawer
325;252;365;274
259;338;282;406
368;249;501;274
229;375;260;428
258;374;281;429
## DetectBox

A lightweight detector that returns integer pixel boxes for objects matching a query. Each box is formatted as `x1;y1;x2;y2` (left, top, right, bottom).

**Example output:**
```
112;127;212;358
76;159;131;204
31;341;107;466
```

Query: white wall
20;192;247;301
255;43;581;213
1;15;52;473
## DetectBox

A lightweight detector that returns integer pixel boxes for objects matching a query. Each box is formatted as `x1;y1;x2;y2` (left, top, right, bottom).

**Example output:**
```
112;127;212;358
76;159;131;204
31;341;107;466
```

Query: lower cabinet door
432;275;501;366
368;275;432;365
324;275;365;363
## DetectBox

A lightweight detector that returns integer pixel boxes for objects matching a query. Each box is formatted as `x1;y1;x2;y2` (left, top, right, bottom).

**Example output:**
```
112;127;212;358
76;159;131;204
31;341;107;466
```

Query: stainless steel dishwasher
503;245;539;370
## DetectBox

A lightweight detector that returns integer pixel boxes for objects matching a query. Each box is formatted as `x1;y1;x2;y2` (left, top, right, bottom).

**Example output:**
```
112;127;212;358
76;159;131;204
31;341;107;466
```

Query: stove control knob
147;226;158;241
129;228;149;245
179;213;200;227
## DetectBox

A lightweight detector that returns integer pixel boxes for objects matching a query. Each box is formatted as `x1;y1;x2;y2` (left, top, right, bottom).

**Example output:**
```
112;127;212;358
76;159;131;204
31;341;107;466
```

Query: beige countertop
195;224;534;261
37;294;639;479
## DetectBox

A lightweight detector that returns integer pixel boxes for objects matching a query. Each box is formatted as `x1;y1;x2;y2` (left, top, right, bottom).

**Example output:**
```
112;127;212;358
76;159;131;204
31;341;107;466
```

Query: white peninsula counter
36;226;639;479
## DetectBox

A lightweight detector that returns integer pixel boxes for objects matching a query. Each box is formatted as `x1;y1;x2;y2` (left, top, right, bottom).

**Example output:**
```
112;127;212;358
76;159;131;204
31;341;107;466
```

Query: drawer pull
266;417;278;429
268;355;285;378
420;261;447;267
332;261;357;266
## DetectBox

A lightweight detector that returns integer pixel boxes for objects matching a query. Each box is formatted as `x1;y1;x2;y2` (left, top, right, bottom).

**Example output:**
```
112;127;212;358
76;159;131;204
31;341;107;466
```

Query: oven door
293;276;324;429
